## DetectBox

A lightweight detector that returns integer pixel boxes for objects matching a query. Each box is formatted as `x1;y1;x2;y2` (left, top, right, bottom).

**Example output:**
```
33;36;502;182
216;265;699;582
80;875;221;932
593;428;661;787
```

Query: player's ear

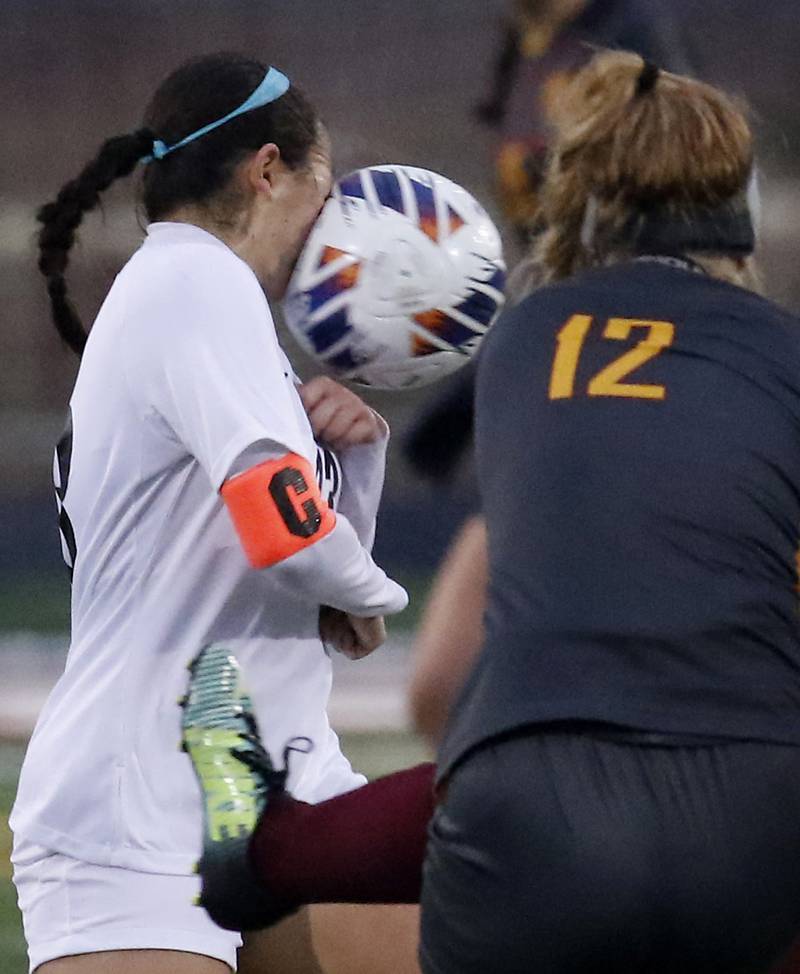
244;143;281;198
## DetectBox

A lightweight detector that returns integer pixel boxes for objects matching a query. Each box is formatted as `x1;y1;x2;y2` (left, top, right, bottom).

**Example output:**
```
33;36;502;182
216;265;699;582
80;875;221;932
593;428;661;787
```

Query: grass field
0;565;433;969
0;744;27;973
0;732;430;972
0;575;71;634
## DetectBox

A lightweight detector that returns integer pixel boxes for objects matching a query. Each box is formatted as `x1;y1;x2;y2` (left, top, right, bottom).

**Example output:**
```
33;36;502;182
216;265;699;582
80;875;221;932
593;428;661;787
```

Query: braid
37;128;154;356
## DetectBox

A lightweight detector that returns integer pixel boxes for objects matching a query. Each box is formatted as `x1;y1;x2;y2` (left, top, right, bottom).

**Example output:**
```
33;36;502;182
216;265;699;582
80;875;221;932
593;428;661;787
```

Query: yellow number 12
548;315;675;401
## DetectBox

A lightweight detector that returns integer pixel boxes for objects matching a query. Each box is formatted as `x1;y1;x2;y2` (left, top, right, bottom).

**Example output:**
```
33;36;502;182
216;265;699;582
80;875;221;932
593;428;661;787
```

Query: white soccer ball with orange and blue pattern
283;165;506;390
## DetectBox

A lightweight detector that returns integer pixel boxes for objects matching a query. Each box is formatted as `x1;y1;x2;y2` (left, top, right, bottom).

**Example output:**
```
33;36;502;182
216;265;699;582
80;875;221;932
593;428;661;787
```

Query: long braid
37;128;154;356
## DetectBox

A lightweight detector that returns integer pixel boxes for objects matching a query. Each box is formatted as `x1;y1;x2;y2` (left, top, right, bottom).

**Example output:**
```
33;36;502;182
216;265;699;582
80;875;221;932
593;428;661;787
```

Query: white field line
0;632;414;739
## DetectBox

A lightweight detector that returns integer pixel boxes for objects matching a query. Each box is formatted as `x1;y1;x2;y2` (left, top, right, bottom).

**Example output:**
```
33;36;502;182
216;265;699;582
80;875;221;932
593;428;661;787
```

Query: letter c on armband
221;454;336;568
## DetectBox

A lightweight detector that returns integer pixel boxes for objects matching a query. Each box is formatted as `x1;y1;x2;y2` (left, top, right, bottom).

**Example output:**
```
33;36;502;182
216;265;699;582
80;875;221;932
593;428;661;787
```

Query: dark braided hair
37;53;319;357
38;130;153;356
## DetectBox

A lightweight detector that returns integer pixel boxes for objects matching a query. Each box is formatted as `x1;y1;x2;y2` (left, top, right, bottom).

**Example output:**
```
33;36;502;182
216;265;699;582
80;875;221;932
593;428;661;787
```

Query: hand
299;376;387;451
319;606;387;660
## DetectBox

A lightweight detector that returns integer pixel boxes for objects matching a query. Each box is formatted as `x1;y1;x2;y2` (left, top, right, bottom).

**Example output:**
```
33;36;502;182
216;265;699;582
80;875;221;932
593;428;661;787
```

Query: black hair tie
636;61;660;96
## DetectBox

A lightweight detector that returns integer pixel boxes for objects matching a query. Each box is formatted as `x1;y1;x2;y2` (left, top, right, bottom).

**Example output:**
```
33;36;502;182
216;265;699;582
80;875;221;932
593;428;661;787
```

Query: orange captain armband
221;453;336;569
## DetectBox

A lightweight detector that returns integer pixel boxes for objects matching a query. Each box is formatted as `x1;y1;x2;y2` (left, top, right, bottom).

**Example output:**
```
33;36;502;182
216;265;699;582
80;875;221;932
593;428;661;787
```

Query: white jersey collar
145;221;234;252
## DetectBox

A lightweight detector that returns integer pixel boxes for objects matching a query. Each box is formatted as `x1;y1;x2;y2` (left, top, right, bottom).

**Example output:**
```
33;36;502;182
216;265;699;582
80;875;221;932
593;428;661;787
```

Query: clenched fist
299;376;387;451
319;606;387;660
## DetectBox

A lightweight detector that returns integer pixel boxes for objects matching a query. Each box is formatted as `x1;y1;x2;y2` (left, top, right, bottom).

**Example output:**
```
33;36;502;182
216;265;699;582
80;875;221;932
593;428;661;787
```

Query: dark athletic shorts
420;727;800;974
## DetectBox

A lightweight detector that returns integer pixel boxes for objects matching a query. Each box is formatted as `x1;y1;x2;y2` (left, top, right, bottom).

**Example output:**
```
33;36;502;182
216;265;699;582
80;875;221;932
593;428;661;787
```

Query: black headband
625;189;756;256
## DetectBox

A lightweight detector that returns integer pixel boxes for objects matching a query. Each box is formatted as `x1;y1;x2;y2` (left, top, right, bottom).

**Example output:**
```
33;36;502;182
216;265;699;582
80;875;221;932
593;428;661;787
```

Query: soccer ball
283;165;506;390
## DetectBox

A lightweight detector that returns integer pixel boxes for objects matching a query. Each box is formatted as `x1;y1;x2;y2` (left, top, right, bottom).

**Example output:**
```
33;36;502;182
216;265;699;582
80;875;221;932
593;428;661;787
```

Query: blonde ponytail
527;50;757;288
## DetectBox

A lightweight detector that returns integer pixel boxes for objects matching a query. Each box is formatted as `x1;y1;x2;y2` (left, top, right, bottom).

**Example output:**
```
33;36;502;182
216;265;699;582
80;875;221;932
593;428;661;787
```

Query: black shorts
420;727;800;974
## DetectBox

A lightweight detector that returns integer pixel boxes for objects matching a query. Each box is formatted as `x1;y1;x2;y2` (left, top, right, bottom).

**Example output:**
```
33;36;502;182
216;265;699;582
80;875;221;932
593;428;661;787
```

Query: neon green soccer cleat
180;643;298;931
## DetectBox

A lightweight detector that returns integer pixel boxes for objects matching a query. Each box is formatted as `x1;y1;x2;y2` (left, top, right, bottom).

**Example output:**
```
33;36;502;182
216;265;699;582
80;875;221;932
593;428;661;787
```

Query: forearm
271;514;407;617
410;516;488;745
222;450;406;618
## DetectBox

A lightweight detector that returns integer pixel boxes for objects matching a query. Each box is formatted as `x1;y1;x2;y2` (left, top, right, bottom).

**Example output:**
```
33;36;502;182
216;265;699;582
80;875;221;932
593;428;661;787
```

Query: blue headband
143;66;290;163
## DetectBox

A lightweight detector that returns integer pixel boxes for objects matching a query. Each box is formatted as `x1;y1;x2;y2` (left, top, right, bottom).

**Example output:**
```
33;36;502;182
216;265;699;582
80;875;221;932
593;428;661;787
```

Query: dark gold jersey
439;259;800;777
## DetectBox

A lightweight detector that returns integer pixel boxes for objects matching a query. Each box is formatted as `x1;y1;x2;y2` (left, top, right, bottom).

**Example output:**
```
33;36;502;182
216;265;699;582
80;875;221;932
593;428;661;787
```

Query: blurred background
2;0;800;968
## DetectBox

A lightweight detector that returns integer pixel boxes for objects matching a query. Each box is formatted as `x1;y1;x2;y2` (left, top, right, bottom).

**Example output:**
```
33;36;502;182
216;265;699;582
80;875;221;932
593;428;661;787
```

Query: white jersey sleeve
335;426;389;552
125;258;307;490
123;245;406;617
225;438;406;616
270;505;407;615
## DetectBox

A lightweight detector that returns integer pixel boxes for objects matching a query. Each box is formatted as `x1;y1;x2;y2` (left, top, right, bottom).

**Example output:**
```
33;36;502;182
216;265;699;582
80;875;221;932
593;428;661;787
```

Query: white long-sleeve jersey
11;223;406;874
